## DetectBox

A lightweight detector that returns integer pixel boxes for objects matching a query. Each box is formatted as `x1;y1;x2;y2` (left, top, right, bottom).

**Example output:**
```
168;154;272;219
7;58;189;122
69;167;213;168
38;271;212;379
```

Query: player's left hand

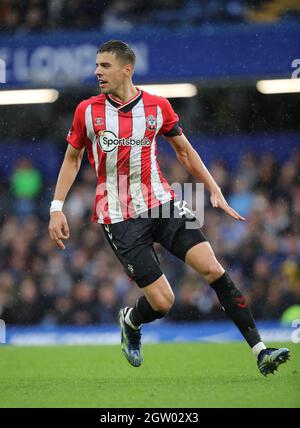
210;187;245;221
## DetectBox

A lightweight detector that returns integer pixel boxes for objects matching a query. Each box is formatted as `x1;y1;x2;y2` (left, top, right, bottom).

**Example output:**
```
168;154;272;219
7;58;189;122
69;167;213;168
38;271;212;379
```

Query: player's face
95;52;130;95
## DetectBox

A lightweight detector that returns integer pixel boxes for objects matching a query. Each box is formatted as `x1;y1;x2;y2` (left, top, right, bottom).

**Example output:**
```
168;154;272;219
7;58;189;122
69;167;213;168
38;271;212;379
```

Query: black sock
210;272;261;348
129;296;166;326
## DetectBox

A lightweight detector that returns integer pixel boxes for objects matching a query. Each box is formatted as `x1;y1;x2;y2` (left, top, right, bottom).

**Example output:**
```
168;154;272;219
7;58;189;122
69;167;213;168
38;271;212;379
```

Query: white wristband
50;200;64;213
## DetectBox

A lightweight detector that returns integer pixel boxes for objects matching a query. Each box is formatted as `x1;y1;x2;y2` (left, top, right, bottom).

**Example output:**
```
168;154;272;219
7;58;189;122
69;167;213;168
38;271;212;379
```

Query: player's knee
151;291;175;314
203;262;224;283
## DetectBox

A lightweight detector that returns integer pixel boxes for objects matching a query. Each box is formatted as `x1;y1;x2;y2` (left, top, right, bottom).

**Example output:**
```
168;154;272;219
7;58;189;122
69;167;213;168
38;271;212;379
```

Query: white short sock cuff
125;308;140;330
252;341;266;358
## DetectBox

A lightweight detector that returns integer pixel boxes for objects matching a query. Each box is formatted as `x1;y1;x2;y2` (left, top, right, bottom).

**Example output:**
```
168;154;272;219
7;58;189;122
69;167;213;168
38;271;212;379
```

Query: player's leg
102;219;174;367
155;200;290;375
184;241;291;375
161;220;263;350
185;241;263;348
120;274;175;367
119;274;174;368
126;273;174;328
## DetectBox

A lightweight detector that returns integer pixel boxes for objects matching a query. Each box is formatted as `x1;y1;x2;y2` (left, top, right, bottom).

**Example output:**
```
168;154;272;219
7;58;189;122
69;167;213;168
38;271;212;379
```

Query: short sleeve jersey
67;89;182;224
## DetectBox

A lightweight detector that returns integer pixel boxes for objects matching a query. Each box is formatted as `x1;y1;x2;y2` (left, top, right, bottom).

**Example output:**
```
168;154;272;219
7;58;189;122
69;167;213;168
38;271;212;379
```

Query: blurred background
0;0;299;340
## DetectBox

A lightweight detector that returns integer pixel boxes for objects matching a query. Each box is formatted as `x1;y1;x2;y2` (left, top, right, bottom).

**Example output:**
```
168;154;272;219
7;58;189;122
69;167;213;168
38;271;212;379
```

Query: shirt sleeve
158;97;182;136
66;102;86;150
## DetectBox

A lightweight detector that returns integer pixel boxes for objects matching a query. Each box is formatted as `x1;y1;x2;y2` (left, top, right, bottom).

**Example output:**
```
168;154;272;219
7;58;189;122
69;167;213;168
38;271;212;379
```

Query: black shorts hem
171;226;207;261
135;271;164;288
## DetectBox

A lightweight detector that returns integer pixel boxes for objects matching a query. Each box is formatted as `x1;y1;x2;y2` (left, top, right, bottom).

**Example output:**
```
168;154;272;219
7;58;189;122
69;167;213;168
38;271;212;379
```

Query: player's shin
210;272;262;348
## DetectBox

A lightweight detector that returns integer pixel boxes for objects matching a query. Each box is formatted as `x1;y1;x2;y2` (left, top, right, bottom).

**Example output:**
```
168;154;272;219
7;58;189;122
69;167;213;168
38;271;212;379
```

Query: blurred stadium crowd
0;0;300;32
0;150;299;325
0;0;299;327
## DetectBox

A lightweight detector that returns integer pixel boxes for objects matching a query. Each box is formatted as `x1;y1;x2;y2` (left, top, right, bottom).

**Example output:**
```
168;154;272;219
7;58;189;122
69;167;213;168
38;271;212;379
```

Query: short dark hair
97;40;135;66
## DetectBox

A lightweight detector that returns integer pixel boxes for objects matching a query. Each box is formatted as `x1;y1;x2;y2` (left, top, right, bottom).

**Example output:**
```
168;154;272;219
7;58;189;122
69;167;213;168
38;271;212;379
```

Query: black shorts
102;200;207;288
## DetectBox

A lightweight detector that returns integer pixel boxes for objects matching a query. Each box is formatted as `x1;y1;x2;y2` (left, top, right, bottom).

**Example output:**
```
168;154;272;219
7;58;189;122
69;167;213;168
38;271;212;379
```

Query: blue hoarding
3;321;294;345
0;24;299;87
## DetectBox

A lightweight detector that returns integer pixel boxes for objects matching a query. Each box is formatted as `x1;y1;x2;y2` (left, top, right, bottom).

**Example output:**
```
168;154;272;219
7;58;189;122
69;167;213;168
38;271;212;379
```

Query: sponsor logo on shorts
127;264;134;275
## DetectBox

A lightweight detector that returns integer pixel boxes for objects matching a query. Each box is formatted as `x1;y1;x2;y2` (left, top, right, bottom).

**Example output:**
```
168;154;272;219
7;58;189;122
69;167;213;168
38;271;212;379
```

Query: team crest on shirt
146;115;157;131
95;117;103;126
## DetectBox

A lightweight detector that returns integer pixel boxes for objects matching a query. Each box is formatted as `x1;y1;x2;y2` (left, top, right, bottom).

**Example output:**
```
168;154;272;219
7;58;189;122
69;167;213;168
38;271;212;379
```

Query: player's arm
164;133;245;221
48;144;85;249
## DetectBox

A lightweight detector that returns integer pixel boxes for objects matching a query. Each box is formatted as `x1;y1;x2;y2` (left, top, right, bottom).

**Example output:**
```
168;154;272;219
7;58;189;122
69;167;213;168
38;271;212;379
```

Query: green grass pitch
0;342;299;408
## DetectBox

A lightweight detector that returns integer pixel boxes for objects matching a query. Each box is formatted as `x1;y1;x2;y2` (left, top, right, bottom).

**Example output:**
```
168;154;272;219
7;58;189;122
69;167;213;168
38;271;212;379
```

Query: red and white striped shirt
67;89;181;224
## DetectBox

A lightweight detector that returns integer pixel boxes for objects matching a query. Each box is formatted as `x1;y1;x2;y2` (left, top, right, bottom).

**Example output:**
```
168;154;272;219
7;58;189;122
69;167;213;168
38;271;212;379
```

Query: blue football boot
257;347;291;376
118;307;143;367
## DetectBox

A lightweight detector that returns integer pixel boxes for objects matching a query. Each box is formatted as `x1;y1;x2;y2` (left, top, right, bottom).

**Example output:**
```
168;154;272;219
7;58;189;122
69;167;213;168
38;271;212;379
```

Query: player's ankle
252;341;266;358
125;308;141;330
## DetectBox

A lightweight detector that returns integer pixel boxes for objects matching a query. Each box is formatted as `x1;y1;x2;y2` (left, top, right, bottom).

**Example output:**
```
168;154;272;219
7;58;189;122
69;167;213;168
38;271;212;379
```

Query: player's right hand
48;211;70;250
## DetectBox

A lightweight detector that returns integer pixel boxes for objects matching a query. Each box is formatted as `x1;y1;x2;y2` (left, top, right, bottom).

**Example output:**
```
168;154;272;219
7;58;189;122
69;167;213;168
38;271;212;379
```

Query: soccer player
48;40;290;376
